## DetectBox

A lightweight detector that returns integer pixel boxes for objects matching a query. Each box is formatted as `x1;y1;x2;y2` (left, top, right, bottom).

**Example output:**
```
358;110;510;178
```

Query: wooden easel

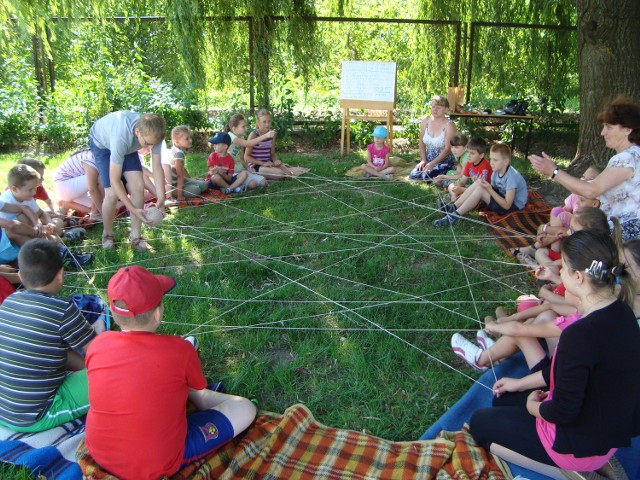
339;61;397;157
340;100;395;156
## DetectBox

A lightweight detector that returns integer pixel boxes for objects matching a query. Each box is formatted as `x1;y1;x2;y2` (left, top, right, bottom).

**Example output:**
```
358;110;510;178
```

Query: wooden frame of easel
340;100;395;156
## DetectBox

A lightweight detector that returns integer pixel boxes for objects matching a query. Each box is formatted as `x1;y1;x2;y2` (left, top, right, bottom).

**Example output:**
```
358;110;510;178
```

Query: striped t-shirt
247;130;273;169
54;149;97;183
0;290;96;427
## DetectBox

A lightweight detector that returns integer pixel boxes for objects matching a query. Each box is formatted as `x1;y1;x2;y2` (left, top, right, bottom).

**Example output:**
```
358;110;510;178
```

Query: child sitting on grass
162;125;207;201
433;143;527;227
85;265;256;479
17;158;56;215
0;165;60;243
225;113;272;190
432;133;469;188
245;109;309;180
446;136;491;202
0;239;96;432
360;125;395;179
451;291;579;372
207;132;249;194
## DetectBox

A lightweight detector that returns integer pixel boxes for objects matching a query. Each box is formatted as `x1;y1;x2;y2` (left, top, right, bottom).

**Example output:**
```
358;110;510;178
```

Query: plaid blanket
480;190;553;256
77;403;510;480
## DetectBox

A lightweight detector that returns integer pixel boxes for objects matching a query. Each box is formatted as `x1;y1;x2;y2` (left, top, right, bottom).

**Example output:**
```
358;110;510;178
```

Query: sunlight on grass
0;149;537;446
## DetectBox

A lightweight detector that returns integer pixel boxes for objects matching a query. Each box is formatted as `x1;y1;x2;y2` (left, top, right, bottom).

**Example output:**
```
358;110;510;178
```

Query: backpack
503;99;529;116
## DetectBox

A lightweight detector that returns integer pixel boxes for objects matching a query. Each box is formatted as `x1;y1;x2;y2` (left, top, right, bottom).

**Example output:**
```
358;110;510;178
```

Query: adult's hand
131;208;152;225
529;152;556;177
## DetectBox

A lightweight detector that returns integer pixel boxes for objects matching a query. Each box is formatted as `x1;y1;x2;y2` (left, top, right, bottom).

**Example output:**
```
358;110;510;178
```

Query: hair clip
585;260;608;282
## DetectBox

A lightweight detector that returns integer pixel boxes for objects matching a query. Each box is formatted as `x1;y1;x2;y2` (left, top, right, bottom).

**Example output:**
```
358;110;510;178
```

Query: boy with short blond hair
0;239;96;432
0;165;59;244
162;125;207;201
89;111;167;252
85;265;256;479
433;143;527;227
18;158;56;214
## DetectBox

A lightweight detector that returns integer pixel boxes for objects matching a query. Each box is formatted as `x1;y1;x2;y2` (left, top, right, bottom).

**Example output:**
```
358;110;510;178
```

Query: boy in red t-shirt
206;132;249;194
447;137;492;202
85;266;256;479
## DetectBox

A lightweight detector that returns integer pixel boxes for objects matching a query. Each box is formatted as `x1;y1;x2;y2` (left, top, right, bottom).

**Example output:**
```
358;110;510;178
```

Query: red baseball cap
108;266;176;317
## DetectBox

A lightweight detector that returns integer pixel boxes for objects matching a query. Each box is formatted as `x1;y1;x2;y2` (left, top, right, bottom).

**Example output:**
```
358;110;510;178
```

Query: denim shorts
90;139;142;189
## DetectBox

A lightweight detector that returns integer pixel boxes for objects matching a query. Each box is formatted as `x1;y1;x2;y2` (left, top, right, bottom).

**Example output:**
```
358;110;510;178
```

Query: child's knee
248;180;257;189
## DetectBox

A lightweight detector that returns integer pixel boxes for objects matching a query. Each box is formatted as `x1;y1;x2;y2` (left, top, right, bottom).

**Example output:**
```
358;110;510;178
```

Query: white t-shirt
0;190;39;221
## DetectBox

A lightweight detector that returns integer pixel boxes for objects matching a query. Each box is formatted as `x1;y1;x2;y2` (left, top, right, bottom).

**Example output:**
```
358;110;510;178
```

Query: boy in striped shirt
0;239;95;432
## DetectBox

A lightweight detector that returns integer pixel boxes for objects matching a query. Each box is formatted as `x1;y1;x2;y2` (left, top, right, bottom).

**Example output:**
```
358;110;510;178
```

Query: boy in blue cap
206;132;249;194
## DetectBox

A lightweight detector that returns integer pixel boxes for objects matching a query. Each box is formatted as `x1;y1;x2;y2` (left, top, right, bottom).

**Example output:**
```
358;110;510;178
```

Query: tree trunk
572;0;640;173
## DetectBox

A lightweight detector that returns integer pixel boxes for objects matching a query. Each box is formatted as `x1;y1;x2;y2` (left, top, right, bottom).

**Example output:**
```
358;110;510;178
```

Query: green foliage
0;0;580;150
301;112;342;148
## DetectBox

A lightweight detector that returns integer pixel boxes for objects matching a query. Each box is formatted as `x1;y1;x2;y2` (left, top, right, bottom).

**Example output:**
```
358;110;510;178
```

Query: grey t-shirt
491;165;528;210
89;111;162;164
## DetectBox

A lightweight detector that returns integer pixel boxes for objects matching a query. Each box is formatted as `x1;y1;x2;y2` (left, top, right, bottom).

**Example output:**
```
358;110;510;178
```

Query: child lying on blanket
85;266;256;480
0;239;96;432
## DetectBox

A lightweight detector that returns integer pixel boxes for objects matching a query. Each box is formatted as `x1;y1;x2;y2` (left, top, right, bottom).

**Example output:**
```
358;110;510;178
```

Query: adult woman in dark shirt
470;230;640;479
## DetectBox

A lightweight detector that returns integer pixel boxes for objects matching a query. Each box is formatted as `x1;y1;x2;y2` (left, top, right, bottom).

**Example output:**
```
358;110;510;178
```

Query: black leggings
470;391;555;466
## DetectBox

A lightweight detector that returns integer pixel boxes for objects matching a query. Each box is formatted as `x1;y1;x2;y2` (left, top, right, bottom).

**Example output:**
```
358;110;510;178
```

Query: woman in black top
470;230;640;479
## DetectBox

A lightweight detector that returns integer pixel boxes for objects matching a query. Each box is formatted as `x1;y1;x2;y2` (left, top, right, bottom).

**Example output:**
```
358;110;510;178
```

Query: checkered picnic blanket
480;190;553;256
77;403;510;479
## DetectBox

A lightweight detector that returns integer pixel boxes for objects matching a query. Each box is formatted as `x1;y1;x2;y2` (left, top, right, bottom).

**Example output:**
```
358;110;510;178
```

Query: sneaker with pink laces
476;330;495;351
451;333;486;371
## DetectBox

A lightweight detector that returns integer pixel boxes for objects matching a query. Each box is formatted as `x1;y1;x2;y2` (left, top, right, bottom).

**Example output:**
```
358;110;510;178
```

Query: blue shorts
0;229;20;263
181;409;234;467
207;174;239;190
486;188;521;216
90;138;142;189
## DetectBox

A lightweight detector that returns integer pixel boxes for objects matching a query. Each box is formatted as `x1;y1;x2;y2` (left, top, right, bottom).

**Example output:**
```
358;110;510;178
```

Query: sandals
102;234;115;250
130;237;154;253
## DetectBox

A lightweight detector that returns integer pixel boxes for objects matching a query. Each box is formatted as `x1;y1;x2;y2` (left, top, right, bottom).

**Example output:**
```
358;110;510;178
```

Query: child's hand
273;160;282;167
479;179;491;190
535;266;555;281
265;129;277;139
43;223;57;236
527;389;549;403
493;377;520;397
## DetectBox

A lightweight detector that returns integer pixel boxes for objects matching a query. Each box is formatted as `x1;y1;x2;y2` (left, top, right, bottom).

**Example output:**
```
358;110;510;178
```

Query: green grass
0;147;539;478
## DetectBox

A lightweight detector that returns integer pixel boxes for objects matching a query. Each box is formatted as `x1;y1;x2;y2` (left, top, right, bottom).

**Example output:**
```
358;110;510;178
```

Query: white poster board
340;61;397;103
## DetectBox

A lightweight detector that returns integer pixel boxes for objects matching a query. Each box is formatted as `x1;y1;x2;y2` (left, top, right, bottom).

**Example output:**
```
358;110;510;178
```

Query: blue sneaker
438;199;456;212
432;213;460;227
59;245;94;270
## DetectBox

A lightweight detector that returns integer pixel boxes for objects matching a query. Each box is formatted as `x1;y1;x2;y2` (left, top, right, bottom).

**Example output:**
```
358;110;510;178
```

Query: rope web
65;171;537;403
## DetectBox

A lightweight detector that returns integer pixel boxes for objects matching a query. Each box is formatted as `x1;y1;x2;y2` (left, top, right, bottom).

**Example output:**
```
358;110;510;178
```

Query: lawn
0;146;540;476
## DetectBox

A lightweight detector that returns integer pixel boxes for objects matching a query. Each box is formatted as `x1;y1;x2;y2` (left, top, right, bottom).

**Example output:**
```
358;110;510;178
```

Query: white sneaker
451;333;486;371
476;330;495;351
183;335;199;351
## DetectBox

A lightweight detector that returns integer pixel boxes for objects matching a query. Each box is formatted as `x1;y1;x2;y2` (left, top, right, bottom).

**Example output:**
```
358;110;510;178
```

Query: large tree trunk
572;0;640;173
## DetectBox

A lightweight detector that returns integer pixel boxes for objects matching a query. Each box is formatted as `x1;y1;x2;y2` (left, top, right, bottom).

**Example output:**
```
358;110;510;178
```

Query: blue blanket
420;353;640;479
0;418;84;479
